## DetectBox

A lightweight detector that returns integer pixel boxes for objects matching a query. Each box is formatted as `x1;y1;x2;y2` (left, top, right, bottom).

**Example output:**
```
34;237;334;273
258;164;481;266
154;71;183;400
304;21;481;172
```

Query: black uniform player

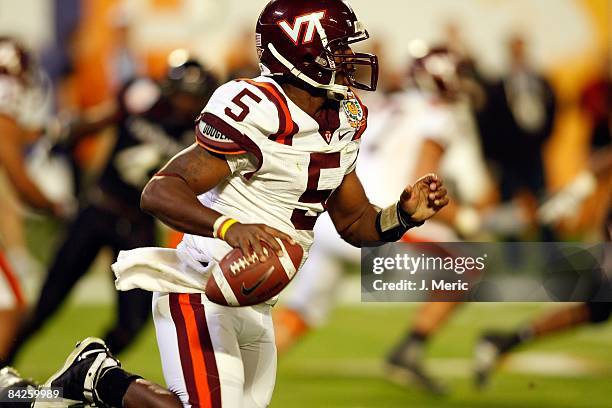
475;146;612;388
2;58;219;364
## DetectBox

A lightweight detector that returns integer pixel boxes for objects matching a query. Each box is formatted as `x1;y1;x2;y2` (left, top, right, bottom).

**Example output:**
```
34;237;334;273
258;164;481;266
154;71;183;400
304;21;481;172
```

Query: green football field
12;300;612;408
14;219;612;407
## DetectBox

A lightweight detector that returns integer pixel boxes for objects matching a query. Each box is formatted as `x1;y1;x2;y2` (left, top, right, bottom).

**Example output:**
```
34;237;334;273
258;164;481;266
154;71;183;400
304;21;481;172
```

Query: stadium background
0;0;610;407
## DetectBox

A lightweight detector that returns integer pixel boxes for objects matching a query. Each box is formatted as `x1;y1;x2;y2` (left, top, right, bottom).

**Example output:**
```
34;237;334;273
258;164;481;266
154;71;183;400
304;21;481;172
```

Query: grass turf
13;301;612;408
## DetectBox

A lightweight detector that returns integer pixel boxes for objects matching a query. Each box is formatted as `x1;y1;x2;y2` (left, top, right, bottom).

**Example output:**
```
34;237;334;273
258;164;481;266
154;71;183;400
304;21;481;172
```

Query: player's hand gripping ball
205;239;303;306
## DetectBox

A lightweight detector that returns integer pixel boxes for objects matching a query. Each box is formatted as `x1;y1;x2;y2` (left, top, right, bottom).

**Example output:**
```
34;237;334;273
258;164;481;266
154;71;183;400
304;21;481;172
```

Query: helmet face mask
257;0;378;99
320;35;378;92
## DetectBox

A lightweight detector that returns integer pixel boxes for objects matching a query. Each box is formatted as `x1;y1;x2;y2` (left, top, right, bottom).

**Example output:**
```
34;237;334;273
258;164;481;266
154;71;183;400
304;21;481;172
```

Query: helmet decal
278;11;326;46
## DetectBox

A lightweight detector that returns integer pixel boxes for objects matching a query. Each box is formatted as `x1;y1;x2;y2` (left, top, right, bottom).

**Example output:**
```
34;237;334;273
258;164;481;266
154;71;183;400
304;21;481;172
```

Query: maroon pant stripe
189;294;222;408
169;293;201;407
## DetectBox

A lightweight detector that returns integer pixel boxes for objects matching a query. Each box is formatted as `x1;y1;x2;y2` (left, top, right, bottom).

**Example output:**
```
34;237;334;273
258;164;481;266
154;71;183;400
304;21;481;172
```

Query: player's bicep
157;143;231;195
327;170;374;235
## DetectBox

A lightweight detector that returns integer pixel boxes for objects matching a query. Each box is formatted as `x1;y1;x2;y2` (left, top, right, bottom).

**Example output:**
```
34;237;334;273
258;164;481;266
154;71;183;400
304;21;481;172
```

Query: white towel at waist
112;247;211;293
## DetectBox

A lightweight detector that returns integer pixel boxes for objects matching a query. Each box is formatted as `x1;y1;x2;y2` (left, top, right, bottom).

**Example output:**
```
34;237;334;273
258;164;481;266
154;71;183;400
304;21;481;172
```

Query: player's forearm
337;204;384;247
141;176;221;236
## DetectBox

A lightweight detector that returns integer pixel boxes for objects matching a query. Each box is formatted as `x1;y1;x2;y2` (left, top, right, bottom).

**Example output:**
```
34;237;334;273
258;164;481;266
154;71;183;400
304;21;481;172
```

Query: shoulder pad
237;78;298;146
200;79;298;145
195;79;277;155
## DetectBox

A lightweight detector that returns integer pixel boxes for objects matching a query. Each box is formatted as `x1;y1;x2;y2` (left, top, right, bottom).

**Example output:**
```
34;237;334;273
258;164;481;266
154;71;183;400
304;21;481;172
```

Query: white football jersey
357;90;455;208
179;76;367;264
356;89;489;241
358;89;489;206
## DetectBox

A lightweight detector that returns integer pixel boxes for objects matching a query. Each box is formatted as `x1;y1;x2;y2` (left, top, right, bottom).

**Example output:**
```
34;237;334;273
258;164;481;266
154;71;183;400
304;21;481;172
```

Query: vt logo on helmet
278;11;326;45
256;0;378;99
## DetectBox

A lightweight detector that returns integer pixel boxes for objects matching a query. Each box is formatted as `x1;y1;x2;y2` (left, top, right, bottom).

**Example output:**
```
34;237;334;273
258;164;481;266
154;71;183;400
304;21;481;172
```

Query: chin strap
266;43;349;99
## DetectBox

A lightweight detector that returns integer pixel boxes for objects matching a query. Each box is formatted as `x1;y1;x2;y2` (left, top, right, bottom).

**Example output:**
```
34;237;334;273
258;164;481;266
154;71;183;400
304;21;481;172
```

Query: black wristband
397;203;425;229
375;203;423;242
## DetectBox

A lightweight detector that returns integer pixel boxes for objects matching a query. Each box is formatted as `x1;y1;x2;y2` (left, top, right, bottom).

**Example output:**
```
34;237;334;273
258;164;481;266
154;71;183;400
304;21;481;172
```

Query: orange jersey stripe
196;137;247;155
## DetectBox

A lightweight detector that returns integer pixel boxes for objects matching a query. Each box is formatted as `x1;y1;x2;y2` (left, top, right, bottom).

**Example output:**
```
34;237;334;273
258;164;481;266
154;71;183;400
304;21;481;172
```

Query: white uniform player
112;2;449;407
143;75;367;407
0;41;51;310
282;87;489;328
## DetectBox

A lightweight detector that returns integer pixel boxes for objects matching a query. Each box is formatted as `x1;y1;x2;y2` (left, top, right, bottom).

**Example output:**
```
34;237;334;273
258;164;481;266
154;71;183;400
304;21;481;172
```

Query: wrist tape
375;203;424;242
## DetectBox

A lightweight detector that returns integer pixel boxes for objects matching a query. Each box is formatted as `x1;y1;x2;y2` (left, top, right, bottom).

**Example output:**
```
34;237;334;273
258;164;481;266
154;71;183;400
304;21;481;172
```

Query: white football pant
153;292;276;408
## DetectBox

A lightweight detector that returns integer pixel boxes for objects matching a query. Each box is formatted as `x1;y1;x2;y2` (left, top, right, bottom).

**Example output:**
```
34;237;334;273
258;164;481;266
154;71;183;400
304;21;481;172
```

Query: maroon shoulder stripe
195;120;247;155
200;112;263;179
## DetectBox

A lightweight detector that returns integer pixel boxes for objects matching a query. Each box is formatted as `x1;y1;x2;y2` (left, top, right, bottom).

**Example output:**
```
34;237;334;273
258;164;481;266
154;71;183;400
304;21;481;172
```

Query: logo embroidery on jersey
323;130;333;144
341;99;365;129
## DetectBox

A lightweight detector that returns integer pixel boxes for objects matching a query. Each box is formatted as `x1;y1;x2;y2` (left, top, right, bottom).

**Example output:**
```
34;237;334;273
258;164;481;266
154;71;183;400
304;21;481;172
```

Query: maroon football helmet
409;45;461;100
0;37;32;84
256;0;378;99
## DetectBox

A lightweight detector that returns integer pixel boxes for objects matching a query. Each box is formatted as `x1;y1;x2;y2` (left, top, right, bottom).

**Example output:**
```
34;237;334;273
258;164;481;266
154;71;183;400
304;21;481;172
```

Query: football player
1;54;220;366
134;0;448;404
71;1;446;407
1;1;447;407
0;37;65;365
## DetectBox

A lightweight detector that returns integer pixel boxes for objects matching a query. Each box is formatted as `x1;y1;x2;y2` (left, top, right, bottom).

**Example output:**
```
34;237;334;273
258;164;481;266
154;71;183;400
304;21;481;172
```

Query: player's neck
280;82;326;118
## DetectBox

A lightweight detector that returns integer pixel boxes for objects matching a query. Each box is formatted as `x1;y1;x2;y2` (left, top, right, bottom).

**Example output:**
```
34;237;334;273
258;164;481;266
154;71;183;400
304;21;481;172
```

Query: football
205;239;303;306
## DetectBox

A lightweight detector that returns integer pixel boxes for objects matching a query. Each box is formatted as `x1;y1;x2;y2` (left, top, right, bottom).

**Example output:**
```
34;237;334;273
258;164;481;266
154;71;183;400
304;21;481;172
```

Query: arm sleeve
225;153;257;174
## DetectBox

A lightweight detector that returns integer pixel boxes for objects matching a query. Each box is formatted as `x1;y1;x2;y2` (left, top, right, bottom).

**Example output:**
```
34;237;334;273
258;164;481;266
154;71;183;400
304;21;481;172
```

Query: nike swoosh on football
240;266;275;297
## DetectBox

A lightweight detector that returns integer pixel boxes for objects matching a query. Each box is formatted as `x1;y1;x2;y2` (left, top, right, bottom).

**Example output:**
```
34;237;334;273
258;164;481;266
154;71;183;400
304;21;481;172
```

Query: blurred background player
1;53;219;366
384;46;493;394
475;118;612;388
274;45;492;394
477;34;558;241
0;37;66;365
